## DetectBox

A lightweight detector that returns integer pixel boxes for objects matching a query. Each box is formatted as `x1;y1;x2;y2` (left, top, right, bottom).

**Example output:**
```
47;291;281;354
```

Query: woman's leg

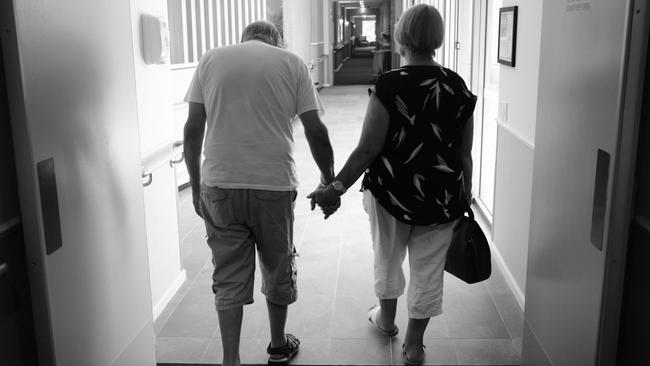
377;298;397;329
404;317;429;359
363;190;409;330
404;219;458;359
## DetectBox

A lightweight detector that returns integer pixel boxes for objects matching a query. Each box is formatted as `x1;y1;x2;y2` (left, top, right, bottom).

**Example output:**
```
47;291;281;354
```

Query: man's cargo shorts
200;185;298;311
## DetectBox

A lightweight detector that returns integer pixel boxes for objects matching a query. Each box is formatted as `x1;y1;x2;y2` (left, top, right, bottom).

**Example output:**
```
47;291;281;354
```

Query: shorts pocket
252;190;291;201
202;187;227;202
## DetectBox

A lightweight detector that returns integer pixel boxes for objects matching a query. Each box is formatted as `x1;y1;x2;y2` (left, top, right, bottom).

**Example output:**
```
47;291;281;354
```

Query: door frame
470;0;493;224
0;1;56;365
596;0;650;364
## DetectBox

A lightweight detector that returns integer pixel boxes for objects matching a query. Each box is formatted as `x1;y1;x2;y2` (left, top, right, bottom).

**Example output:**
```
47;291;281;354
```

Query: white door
1;0;156;364
523;0;645;364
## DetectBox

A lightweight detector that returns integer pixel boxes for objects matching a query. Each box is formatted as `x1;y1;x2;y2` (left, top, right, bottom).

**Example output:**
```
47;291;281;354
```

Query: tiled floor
154;86;523;365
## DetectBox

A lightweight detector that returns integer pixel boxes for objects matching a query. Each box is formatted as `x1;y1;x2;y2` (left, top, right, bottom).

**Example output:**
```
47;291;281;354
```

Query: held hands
306;183;342;219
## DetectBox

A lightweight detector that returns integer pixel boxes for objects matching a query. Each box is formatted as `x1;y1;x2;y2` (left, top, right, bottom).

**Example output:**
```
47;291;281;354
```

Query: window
362;20;376;42
167;0;268;65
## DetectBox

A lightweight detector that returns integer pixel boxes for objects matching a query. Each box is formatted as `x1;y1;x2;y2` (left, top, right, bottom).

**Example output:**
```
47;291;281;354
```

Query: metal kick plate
37;158;63;255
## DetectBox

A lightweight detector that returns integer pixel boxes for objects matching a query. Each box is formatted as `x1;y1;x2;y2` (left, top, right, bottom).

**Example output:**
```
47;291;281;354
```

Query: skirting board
491;241;526;310
153;269;187;321
474;209;526;310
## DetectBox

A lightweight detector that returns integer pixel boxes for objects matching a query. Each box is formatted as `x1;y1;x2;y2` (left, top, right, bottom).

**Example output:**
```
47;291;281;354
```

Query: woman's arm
307;93;390;208
456;116;474;204
336;93;390;188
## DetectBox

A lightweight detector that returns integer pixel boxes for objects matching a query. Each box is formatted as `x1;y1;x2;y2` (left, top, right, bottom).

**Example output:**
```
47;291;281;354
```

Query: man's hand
191;188;203;218
307;184;341;219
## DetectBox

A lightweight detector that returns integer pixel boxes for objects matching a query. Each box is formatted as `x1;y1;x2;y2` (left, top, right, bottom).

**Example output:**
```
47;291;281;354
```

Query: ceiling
338;0;387;9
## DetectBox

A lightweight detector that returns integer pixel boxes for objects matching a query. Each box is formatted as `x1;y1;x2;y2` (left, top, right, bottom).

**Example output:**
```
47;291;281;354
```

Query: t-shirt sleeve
295;62;320;117
183;64;204;104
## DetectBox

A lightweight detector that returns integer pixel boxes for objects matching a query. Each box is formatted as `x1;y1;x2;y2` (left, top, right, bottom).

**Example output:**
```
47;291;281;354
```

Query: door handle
590;149;610;251
0;263;7;277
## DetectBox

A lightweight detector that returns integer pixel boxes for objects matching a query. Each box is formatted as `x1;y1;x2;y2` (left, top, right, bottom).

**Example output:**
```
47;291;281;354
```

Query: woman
308;4;476;365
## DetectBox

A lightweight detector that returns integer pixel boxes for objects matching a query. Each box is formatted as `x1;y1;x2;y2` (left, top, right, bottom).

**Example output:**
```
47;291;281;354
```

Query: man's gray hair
241;21;281;47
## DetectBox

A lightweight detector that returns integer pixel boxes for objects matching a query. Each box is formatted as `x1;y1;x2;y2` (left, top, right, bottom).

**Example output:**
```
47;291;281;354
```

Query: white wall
283;0;313;63
491;0;543;306
5;0;156;363
130;0;185;320
131;2;175;156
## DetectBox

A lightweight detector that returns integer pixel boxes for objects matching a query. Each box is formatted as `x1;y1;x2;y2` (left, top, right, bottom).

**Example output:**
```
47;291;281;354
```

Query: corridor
154;86;522;365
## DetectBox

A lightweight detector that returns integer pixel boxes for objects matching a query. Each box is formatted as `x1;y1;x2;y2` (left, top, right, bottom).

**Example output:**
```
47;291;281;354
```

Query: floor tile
156;337;211;364
390;339;458;365
330;296;387;339
328;338;392;365
444;293;510;339
286;295;334;338
491;293;524;339
157;286;218;338
453;339;521;365
484;258;513;296
198;337;223;363
289;338;332;364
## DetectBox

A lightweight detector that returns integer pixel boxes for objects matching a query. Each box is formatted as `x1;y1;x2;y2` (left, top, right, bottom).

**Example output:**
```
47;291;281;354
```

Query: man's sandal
367;305;399;337
267;334;300;366
402;344;426;366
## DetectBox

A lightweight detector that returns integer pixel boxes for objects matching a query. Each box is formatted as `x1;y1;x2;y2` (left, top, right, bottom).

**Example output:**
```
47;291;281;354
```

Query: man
183;21;337;366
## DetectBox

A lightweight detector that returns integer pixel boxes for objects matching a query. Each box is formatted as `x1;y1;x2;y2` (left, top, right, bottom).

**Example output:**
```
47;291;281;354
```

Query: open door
523;0;649;364
0;0;156;364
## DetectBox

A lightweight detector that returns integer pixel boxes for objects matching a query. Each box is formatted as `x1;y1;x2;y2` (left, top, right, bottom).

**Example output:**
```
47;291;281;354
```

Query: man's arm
298;109;335;185
183;102;207;217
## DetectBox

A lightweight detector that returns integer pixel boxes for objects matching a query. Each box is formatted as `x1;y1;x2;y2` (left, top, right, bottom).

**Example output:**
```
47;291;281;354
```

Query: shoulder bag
444;203;491;284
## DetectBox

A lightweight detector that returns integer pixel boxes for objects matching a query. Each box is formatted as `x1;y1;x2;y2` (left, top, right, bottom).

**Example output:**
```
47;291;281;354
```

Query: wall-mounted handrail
307;55;328;72
141;140;184;187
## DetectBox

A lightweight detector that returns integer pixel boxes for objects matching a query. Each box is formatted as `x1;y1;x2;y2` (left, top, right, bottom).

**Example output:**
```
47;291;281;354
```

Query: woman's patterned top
362;65;477;225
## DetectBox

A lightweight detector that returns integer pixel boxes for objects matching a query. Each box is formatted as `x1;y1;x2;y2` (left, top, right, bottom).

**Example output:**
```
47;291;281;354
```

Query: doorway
333;0;392;85
0;35;38;366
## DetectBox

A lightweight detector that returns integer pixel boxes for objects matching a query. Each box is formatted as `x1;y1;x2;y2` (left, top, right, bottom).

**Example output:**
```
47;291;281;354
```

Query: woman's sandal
402;344;426;366
367;305;399;337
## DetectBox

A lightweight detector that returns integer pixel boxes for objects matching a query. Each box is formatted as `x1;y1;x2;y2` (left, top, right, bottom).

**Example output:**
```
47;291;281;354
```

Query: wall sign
497;6;518;67
566;0;591;12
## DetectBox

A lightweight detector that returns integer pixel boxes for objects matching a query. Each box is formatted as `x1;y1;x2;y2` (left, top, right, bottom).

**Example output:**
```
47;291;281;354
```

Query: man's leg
218;307;243;366
266;300;288;348
201;187;256;366
250;189;299;363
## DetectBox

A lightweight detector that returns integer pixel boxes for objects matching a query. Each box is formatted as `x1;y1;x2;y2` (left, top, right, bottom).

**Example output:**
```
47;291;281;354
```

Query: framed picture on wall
497;6;518;66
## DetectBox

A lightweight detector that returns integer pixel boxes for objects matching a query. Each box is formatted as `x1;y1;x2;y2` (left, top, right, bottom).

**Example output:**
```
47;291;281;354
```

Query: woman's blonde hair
394;4;444;57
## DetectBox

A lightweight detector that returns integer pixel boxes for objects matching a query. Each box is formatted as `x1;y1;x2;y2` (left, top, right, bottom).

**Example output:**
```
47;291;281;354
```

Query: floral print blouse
362;65;477;225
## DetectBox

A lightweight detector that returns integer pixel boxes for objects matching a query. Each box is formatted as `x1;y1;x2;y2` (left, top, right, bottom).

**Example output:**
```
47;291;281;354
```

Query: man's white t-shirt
184;40;320;191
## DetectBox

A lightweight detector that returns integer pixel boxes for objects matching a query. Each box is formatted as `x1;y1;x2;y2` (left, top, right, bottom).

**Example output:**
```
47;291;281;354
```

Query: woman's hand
307;185;341;219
